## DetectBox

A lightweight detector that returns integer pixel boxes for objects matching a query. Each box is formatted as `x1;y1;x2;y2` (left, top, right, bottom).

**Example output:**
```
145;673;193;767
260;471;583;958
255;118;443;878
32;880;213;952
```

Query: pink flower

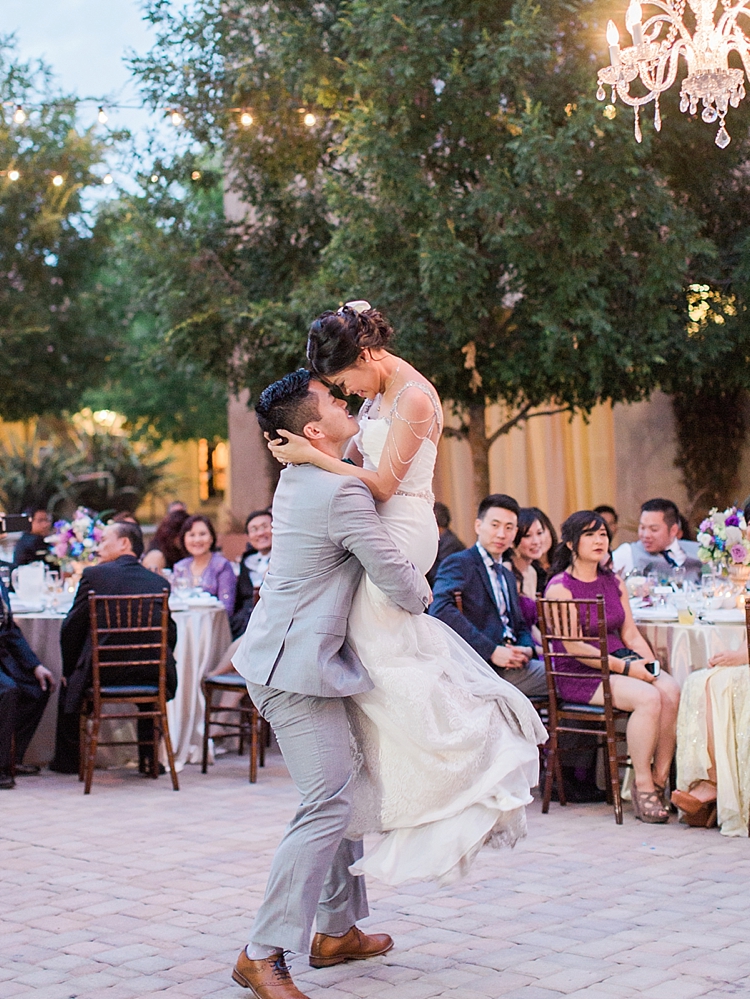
730;544;747;563
54;542;68;558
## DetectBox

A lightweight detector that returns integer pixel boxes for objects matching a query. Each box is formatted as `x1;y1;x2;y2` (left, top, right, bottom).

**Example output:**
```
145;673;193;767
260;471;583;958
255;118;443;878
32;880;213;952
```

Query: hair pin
338;299;371;315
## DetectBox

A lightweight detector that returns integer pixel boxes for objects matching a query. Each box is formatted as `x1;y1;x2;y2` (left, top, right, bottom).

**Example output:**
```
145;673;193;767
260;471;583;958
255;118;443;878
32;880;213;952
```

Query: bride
268;301;547;885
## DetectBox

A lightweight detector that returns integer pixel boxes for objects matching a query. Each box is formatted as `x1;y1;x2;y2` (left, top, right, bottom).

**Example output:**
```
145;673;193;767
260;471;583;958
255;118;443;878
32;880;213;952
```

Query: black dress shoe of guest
139;758;166;776
14;764;41;776
0;771;16;789
49;762;79;774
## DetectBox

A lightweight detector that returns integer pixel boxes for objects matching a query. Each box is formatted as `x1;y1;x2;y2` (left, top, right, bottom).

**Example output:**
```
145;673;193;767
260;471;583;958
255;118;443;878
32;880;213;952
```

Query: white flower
697;532;712;547
726;525;743;545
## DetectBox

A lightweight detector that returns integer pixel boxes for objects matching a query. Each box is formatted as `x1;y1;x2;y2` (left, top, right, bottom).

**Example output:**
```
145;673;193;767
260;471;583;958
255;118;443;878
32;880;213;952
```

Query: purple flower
730;544;747;563
699;519;712;531
726;513;740;527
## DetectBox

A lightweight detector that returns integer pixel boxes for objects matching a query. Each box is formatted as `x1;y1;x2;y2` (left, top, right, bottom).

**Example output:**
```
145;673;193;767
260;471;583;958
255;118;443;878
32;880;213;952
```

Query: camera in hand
0;513;32;533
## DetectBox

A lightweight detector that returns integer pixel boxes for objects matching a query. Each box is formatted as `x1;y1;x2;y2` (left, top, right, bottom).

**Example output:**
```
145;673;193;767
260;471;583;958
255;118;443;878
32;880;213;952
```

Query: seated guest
430;493;546;696
167;500;188;515
535;508;558;574
426;502;465;587
230;509;272;641
173;514;236;615
142;508;189;573
545;510;681;823
504;507;550;645
672;647;749;835
612;497;702;582
0;575;55;788
50;521;177;775
594;504;619;545
13;508;53;567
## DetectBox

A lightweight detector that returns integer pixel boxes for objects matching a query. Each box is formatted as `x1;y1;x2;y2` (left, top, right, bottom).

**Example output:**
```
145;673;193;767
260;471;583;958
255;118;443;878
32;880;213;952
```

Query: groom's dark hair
256;369;322;440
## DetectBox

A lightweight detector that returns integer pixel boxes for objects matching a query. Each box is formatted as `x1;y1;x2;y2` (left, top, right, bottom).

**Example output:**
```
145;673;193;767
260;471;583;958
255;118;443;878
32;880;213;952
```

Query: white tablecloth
15;605;232;770
636;619;747;687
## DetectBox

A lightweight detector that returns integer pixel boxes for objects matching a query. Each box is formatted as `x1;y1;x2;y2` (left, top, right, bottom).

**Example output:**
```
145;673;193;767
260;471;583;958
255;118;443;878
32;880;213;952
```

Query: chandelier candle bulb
606;21;621;68
626;2;644;47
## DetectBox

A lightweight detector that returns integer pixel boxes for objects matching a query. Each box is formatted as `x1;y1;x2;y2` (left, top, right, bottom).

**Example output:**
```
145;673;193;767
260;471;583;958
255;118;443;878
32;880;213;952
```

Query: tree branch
485;403;574;448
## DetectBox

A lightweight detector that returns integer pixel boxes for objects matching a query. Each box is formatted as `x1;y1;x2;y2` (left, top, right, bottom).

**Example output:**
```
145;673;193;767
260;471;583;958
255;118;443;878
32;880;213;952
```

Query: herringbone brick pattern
2;750;749;999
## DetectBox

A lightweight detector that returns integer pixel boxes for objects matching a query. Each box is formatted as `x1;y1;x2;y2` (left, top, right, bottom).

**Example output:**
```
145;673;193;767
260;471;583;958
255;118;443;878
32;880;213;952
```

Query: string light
103;174;113;184
303;112;316;127
52;174;64;187
8;170;20;181
240;111;253;127
170;110;184;126
13;105;26;124
191;170;201;180
98;106;108;124
150;173;159;183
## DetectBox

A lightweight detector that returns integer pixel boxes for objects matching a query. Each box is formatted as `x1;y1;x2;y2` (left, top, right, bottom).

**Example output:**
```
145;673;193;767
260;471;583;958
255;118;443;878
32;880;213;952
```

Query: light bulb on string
13;105;26;124
8;170;20;181
170;110;184;126
191;170;201;180
240;111;253;127
103;174;113;185
303;112;317;127
150;173;159;183
98;106;109;124
52;174;64;187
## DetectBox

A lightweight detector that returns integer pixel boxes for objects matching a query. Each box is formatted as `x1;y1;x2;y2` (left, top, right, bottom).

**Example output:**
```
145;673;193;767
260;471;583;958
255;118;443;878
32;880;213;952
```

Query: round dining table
17;602;232;772
634;614;747;686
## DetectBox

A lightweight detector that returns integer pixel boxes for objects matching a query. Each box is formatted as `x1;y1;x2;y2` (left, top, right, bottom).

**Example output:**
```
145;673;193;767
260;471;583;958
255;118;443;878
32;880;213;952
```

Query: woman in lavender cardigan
173;514;237;614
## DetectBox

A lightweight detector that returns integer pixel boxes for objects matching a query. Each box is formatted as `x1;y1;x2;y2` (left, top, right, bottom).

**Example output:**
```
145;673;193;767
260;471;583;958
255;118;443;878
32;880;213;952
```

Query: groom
231;369;431;999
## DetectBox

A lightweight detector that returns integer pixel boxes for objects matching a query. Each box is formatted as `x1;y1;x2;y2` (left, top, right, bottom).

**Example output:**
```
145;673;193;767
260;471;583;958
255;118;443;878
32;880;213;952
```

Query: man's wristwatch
622;661;631;676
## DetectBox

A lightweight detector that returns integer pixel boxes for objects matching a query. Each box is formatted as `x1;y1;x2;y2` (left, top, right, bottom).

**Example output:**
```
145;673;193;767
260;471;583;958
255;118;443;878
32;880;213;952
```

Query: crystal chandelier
596;1;750;148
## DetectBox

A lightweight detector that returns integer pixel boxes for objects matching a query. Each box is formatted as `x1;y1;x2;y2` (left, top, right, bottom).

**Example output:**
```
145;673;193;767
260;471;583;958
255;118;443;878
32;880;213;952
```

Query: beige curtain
434;402;618;545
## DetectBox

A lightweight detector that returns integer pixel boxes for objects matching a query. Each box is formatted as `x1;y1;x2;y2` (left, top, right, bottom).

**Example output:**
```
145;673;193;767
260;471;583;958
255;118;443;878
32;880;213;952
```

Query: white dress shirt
244;551;271;588
612;538;687;575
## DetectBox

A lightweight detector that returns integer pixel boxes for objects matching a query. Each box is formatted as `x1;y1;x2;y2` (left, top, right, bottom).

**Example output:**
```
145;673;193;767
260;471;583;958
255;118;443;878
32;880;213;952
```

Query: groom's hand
491;646;527;669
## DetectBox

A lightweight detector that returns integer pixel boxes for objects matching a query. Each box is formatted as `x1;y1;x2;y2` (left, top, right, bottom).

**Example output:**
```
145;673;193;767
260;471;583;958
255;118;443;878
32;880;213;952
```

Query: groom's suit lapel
468;545;498;612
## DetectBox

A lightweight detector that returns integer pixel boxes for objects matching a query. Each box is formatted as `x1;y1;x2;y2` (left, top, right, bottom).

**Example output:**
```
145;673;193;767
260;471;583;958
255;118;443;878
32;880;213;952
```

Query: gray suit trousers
246;683;368;953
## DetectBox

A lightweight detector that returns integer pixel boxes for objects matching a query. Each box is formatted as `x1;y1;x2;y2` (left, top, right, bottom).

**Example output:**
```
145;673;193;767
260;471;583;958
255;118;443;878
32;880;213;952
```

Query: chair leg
78;711;87;782
201;688;212;774
83;716;100;794
605;726;623;825
542;737;556;814
249;705;258;784
160;703;180;791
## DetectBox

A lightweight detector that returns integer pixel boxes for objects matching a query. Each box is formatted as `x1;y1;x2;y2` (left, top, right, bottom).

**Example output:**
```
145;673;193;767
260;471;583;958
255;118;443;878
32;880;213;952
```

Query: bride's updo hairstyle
307;304;394;377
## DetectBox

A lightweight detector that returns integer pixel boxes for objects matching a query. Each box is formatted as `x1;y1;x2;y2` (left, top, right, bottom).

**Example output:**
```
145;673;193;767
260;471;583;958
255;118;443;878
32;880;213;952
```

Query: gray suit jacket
232;463;431;698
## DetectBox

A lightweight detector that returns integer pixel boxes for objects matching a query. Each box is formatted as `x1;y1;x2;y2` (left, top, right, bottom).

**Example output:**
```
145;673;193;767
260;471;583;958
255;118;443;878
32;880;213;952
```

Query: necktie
491;562;516;642
660;549;678;568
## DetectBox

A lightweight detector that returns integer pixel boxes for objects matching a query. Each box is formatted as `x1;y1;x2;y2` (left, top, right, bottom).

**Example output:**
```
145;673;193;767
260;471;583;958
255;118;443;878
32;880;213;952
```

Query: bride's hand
266;430;319;467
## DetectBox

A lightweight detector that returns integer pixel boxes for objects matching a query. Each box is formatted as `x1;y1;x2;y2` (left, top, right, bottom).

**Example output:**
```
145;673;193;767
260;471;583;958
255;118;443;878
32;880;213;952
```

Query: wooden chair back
89;591;170;709
745;598;750;665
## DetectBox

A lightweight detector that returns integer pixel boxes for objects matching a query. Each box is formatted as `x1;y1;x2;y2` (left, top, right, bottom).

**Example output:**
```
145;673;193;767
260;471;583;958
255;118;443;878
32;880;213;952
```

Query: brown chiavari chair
79;591;179;794
537;595;631;824
201;673;267;783
745;598;750;663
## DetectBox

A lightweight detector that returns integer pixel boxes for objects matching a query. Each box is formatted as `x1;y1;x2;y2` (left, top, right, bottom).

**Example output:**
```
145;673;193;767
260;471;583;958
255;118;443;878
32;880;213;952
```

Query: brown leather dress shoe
309;926;394;968
232;949;310;998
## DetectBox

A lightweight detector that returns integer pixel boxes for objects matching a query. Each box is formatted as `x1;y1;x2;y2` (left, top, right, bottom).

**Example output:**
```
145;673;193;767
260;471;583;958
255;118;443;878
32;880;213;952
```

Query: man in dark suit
426;502;465;588
430;493;546;697
12;508;53;567
0;578;55;788
50;520;177;774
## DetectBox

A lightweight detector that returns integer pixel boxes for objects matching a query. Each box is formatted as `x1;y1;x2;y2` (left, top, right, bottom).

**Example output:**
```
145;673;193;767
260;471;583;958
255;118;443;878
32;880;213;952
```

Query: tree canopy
129;0;750;505
0;40;116;422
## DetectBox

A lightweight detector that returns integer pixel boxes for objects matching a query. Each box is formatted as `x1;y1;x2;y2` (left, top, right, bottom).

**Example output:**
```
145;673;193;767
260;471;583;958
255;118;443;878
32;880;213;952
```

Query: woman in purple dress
173;514;237;615
545;511;680;824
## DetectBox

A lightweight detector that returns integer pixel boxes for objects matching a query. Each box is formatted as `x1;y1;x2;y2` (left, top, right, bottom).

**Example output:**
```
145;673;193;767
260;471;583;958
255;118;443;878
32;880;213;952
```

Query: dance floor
2;750;749;999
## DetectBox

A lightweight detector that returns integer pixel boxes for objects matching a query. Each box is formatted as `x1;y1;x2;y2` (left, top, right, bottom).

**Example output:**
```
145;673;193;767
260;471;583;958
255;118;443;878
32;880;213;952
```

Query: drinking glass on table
173;566;191;599
0;564;10;590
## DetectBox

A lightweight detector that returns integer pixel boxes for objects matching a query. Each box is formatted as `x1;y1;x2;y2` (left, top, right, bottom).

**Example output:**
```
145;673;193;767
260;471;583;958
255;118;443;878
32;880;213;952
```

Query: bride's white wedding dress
344;385;547;886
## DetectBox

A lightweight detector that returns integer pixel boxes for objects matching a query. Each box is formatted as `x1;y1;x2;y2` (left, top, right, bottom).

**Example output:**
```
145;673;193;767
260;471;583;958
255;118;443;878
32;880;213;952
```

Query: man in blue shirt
430;493;546;697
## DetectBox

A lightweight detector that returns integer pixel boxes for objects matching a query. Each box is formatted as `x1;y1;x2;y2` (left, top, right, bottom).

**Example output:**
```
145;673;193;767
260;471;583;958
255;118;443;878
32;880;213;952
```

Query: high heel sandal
670;787;718;828
632;785;670;823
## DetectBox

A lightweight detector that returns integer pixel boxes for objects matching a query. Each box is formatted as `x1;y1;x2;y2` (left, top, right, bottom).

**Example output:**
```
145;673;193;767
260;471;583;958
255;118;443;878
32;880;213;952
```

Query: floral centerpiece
696;507;750;583
48;507;105;575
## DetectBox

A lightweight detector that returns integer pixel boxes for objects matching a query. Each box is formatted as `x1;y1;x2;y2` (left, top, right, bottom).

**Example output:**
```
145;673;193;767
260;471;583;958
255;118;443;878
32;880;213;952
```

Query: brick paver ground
2;748;749;999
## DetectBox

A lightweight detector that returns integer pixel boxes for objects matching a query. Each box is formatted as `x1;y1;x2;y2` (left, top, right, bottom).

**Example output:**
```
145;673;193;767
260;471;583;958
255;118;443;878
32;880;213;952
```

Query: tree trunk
672;388;749;526
466;401;490;505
